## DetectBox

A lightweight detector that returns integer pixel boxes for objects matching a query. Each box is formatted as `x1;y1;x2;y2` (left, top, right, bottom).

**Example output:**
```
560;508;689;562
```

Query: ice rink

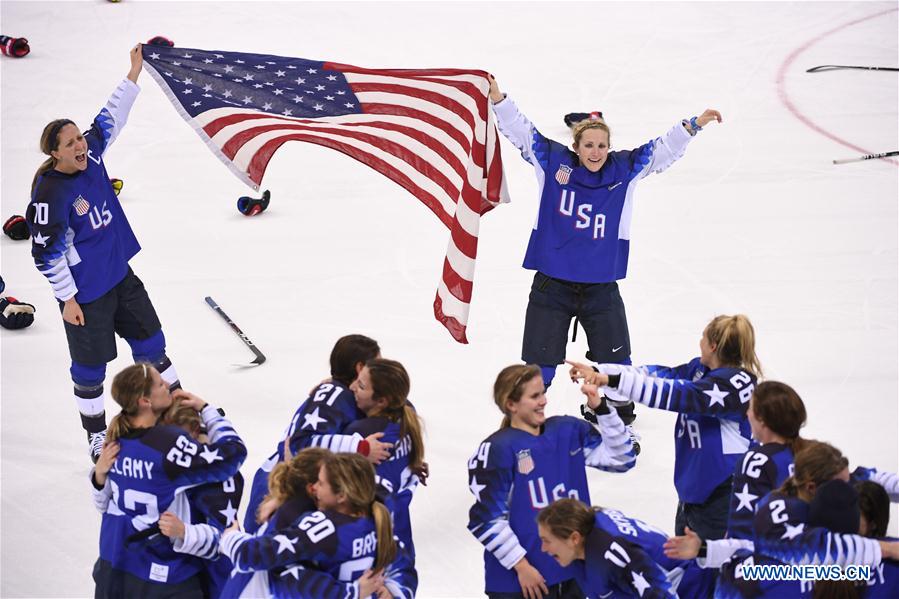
1;1;897;597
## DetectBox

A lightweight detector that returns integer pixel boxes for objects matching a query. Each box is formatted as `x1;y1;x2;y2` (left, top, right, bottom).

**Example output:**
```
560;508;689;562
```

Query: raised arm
92;44;143;157
579;385;636;472
488;75;550;170
634;108;723;179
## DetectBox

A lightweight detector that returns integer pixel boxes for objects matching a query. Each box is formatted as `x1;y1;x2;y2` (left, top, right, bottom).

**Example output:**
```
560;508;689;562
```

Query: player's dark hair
751;381;808;455
856;481;890;538
777;441;848;500
493;364;542;428
537;498;596;543
322;453;396;570
330;334;380;386
704;314;762;377
32;119;75;195
107;362;155;443
366;358;425;469
812;581;860;599
160;398;203;439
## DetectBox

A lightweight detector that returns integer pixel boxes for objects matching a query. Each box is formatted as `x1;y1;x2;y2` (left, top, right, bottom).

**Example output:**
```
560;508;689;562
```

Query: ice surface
1;2;896;597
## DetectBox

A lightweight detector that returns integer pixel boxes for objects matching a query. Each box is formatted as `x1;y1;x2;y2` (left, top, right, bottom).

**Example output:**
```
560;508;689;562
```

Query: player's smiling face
351;366;384;415
573;128;610;172
538;523;580;567
313;464;343;511
507;376;547;432
51;124;88;174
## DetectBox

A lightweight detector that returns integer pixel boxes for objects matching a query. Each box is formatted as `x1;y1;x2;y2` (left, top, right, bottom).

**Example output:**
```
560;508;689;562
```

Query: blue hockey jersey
727;443;794;540
467;413;635;593
601;358;755;503
244;381;363;533
573;508;714;598
221;509;417;599
96;405;246;584
27;79;141;303
492;95;693;283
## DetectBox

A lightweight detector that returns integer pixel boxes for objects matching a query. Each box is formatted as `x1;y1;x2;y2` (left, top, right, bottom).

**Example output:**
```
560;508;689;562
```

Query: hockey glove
0;275;5;295
109;178;123;196
237;190;271;216
3;215;29;240
0;35;30;58
147;36;174;47
564;111;604;128
0;297;35;329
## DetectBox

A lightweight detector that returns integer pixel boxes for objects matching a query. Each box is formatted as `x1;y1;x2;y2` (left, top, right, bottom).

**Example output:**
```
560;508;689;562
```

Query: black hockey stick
833;150;899;165
806;65;899;73
204;296;266;366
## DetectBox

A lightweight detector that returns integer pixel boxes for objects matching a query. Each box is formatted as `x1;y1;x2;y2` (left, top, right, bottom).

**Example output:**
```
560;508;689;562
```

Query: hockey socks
71;362;106;418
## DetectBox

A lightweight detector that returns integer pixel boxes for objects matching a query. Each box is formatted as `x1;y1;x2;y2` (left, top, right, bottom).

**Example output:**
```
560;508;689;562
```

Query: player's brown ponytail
32;119;74;195
107;363;154;442
776;441;848;500
366;358;425;469
751;381;808;454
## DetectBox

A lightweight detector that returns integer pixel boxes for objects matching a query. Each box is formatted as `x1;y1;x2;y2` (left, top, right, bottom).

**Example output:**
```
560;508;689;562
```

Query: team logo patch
517;449;535;475
73;195;90;216
555;164;572;185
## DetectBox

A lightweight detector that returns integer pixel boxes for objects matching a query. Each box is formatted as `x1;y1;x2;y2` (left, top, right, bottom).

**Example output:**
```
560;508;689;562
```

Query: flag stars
273;89;284;96
287;64;296;69
255;64;266;70
292;95;304;103
244;74;255;81
253;84;264;89
203;58;214;64
275;70;286;77
173;61;182;66
344;102;354;108
203;84;213;92
315;84;326;91
182;89;193;94
235;59;245;64
294;77;305;85
306;68;318;74
313;103;324;111
336;90;346;95
202;94;212;98
282;109;293;116
183;53;193;58
192;101;202;107
182;77;193;85
242;96;253;105
150;53;160;60
326;74;338;81
262;102;273;111
325;95;334;101
223;90;233;98
223;65;235;73
214;53;224;58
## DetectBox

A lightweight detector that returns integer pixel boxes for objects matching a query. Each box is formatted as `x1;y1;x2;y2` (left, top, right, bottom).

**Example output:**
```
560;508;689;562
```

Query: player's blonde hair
161;398;203;439
107;362;155;443
322;453;396;570
572;119;611;148
704;314;762;377
777;441;848;500
268;447;331;504
493;364;542;428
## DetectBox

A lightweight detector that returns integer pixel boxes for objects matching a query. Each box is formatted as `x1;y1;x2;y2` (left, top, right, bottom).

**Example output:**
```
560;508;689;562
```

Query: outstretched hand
663;526;702;560
128;44;143;83
487;74;504;104
695;109;723;128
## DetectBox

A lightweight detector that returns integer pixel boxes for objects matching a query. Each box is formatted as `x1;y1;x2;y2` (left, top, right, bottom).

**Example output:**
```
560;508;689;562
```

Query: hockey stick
832;151;899;165
204;296;266;366
806;65;899;73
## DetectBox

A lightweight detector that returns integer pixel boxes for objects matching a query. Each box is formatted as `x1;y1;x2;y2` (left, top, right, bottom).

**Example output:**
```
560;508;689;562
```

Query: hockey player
715;442;899;598
220;452;417;598
569;314;761;542
487;74;722;435
243;334;390;533
27;45;181;462
467;364;636;599
344;358;425;561
536;498;714;598
154;399;244;598
88;363;246;597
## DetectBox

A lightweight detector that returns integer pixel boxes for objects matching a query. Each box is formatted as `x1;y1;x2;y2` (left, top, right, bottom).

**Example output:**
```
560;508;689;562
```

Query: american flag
142;45;508;343
73;195;90;216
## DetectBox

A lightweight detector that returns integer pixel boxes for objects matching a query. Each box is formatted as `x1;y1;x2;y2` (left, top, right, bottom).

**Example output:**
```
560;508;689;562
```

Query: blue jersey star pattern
467;414;635;593
727;443;794;540
601;358;756;503
97;406;246;584
27;80;142;303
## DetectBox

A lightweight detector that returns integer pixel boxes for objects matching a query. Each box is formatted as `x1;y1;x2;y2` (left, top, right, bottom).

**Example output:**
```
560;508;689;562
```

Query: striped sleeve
699;538;755;569
853;466;899;501
172;522;220;559
582;411;637;473
466;440;527;569
309;432;363;454
604;366;753;419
